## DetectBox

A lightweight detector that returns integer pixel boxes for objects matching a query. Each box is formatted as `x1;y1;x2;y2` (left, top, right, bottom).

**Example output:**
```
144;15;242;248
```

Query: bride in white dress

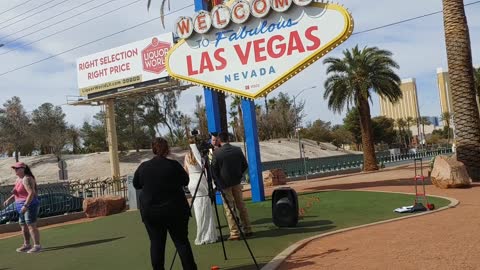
184;145;218;245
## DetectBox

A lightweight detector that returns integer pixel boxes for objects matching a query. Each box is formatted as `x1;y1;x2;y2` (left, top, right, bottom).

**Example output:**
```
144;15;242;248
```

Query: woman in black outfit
133;137;197;270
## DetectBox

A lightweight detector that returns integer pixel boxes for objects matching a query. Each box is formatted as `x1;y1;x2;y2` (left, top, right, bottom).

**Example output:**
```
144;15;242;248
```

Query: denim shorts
18;204;40;225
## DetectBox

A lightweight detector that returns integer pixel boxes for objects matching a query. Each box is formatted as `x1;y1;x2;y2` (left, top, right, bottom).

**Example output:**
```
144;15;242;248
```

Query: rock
431;155;472;189
262;169;287;187
83;196;126;218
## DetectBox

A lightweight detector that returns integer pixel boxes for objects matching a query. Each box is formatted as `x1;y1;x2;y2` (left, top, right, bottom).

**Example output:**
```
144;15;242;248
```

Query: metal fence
68;178;128;199
262;148;453;179
0;178;128;224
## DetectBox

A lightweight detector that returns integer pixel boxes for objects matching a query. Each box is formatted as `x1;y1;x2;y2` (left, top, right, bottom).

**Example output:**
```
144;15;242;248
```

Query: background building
437;67;480;126
437;68;454;126
379;78;420;120
425;116;440;127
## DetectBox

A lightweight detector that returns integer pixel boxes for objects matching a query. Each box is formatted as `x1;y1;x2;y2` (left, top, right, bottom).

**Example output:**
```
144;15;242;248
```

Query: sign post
58;160;68;181
105;99;121;181
242;99;264;202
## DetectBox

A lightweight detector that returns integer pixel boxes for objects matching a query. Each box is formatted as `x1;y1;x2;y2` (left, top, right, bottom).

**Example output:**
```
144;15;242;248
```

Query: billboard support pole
105;99;121;181
241;99;265;202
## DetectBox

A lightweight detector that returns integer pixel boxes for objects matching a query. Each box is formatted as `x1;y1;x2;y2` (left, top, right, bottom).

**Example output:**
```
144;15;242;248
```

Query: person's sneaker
27;245;42;253
16;244;31;253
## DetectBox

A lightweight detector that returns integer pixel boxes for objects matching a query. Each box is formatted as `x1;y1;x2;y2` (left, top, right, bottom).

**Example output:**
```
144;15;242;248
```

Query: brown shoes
228;231;253;240
228;235;240;241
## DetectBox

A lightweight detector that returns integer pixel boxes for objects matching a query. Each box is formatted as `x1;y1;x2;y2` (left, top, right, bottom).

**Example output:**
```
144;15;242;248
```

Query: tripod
169;155;259;270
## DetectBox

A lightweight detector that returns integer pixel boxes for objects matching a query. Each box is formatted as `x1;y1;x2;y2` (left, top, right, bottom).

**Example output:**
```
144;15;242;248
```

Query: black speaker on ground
272;187;298;227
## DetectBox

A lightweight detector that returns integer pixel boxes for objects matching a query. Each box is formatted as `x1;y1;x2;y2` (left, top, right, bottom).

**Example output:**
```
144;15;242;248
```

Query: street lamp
292;85;317;180
293;86;317;157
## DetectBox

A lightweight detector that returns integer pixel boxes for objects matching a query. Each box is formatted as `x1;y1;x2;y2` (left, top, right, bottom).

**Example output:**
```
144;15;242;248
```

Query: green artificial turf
0;191;449;270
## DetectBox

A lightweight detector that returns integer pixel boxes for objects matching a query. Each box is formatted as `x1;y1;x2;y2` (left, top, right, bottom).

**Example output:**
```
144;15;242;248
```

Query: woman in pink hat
2;162;42;253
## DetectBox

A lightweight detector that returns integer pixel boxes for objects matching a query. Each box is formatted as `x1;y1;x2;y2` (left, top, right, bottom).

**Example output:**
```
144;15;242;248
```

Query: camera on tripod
190;129;214;158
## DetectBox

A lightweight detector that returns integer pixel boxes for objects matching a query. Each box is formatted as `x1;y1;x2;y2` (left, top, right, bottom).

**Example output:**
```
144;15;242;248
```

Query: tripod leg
212;194;228;260
169;252;177;270
219;189;259;270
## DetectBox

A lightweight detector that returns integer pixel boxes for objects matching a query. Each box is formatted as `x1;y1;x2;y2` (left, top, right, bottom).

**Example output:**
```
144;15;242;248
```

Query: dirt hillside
0;139;357;185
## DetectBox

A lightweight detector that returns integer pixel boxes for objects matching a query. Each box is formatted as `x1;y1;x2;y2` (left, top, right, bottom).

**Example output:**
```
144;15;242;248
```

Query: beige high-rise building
437;68;454;120
437;67;480;125
379;78;420;121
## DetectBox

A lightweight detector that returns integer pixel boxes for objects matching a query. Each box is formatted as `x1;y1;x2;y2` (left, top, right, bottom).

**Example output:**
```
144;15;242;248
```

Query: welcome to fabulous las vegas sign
166;0;354;99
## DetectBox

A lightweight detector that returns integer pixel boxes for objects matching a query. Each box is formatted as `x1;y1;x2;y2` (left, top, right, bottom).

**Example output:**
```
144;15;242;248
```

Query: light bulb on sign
211;4;231;29
231;0;251;24
250;0;271;18
271;0;292;12
176;17;193;39
193;10;212;34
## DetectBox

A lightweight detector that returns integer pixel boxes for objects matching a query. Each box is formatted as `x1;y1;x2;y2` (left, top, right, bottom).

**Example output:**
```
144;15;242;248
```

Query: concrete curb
261;190;459;270
242;161;425;194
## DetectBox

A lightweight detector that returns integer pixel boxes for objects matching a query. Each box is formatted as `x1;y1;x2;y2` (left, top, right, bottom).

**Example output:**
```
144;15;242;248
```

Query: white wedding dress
186;161;218;245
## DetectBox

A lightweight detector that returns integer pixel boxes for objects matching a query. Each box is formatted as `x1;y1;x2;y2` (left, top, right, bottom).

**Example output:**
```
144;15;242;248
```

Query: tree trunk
218;92;229;133
237;103;244;141
357;96;378;171
443;0;480;181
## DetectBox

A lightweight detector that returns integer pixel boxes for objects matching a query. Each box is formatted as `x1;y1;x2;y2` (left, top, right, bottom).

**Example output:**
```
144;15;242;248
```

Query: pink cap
11;161;26;169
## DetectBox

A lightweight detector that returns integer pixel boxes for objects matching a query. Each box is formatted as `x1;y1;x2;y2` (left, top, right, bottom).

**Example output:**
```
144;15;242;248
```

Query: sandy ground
273;166;480;270
0;139;355;185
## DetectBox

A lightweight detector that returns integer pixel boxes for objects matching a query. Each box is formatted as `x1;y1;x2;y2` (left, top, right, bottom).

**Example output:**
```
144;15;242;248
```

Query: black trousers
144;215;197;270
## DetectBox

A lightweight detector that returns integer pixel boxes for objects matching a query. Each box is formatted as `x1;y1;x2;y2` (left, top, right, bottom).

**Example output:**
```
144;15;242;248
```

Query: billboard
167;1;353;99
76;33;174;97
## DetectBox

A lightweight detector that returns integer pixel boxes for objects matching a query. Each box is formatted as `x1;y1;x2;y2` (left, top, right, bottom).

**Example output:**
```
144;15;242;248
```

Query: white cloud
0;0;479;129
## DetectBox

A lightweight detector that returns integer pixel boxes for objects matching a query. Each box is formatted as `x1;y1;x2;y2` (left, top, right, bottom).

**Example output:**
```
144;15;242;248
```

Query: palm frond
323;45;401;114
147;0;170;29
160;0;170;29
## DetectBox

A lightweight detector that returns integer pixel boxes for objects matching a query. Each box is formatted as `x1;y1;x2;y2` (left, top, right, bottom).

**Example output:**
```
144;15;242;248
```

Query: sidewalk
264;165;480;270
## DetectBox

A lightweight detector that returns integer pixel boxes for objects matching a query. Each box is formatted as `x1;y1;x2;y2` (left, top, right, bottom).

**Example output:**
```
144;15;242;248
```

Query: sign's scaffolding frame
68;78;193;180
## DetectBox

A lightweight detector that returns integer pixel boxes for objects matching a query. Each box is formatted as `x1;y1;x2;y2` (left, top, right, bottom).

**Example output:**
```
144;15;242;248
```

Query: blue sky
0;0;479;129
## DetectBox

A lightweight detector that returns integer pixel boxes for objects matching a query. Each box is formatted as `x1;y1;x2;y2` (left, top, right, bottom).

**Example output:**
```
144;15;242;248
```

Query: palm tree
442;0;480;181
405;116;414;147
440;112;452;130
395;118;407;147
323;46;402;171
218;92;228;133
230;95;244;141
180;114;192;139
193;95;208;137
440;111;453;145
418;117;431;146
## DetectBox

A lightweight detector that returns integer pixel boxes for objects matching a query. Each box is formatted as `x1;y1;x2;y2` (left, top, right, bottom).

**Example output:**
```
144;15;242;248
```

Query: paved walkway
260;165;480;270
